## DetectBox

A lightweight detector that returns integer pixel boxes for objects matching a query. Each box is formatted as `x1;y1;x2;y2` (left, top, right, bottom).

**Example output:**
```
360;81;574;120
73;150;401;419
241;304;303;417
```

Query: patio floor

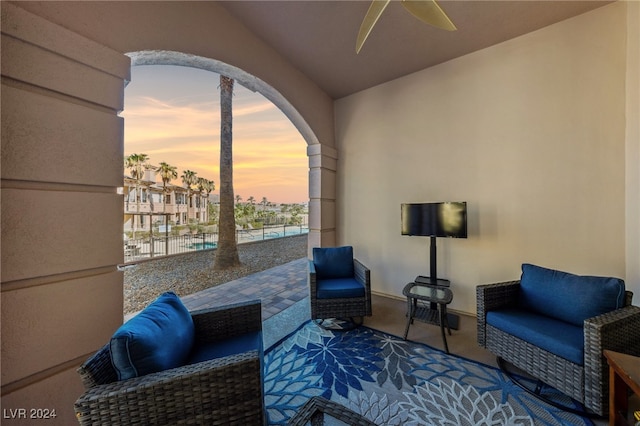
180;257;309;319
180;257;311;348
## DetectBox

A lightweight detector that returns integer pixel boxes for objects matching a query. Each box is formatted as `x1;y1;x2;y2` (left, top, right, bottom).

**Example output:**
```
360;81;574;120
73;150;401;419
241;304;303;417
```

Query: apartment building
124;168;215;232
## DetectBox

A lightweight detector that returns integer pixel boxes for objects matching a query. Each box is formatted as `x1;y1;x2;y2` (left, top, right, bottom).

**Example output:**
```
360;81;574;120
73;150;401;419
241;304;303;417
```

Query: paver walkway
181;257;309;321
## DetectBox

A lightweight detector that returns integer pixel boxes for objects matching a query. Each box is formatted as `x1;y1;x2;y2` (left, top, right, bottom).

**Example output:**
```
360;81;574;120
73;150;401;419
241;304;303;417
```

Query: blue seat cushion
313;246;354;279
519;264;625;327
487;308;584;365
316;278;365;299
110;292;195;381
186;331;262;365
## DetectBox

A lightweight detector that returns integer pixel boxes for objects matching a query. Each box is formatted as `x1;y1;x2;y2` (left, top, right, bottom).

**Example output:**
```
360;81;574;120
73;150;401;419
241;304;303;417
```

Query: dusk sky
121;65;308;204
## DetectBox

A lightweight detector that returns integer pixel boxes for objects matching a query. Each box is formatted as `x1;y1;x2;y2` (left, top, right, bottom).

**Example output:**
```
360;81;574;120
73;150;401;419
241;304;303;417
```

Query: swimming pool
188;242;218;250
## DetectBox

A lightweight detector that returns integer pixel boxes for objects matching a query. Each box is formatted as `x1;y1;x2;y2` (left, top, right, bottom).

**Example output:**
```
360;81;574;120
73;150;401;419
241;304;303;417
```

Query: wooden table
604;349;640;426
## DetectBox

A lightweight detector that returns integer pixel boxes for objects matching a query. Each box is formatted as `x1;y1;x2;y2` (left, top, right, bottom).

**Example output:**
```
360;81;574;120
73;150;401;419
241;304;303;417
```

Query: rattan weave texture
74;300;265;425
309;258;372;321
477;280;640;416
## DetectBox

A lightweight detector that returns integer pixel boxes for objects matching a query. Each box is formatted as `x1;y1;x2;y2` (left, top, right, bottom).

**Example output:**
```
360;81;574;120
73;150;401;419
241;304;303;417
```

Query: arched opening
125;51;337;255
127;50;319;147
123;50;316;243
121;51;315;314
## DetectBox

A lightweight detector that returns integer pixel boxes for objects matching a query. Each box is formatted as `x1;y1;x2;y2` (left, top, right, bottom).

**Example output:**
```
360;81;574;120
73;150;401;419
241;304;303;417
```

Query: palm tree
181;169;198;225
214;75;241;270
196;177;209;223
157;162;178;214
125;153;149;239
203;179;216;223
289;203;304;225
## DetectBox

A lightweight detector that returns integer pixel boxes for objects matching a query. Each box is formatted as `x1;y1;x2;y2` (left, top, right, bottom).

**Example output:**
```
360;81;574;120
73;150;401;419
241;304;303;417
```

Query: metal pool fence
123;224;308;264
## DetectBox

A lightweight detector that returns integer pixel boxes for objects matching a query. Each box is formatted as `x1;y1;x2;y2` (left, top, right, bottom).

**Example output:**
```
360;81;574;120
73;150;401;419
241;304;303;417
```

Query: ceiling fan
356;0;457;54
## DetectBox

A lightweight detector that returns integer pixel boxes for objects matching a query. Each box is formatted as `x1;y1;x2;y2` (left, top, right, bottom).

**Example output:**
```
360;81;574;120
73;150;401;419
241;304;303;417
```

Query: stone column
307;143;337;256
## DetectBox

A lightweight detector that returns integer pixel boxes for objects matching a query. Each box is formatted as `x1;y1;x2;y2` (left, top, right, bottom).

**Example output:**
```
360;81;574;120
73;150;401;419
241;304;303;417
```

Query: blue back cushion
110;292;195;381
519;264;625;327
313;246;354;279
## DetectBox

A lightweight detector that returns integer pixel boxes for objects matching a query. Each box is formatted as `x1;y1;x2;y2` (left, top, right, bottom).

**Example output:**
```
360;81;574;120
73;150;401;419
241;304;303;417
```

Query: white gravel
124;234;308;315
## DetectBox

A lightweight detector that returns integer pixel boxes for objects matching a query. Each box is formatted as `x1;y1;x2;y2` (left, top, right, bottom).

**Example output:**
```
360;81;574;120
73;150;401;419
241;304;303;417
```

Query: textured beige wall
1;1;337;421
625;1;640;296
335;2;635;314
1;3;130;423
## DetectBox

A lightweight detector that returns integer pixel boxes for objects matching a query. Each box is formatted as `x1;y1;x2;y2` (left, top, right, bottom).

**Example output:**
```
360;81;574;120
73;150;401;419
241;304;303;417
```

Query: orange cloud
122;66;308;204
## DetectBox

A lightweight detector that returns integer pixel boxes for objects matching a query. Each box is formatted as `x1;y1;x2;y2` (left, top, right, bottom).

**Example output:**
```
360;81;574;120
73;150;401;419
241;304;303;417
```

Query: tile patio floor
180;257;309;321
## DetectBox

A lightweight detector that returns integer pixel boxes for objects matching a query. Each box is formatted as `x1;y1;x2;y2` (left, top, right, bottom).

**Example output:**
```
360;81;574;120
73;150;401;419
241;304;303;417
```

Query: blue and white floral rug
264;321;593;426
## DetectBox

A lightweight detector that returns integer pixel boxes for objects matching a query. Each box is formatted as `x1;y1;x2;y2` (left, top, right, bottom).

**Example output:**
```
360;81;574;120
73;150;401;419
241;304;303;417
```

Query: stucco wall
15;0;338;251
626;1;640;296
1;3;130;423
335;2;638;315
1;1;336;423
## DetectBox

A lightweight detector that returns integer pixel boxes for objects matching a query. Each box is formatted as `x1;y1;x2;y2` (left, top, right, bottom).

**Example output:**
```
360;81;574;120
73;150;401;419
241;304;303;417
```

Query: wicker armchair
309;246;372;324
74;300;265;425
477;280;640;416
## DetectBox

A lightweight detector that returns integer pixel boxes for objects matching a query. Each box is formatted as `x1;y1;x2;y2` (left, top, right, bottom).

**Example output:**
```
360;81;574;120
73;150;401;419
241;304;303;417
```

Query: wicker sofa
477;264;640;416
309;246;372;324
74;294;264;425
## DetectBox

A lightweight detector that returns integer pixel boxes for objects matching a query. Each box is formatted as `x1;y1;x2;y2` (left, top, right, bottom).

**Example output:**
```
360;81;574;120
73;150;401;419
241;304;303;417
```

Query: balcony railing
123;224;308;264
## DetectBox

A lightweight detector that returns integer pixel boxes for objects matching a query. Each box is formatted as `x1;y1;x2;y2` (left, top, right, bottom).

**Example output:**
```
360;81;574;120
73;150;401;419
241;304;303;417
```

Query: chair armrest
353;259;370;289
476;281;520;347
309;259;316;287
191;299;262;344
308;259;317;295
354;259;372;317
583;305;640;413
624;290;634;307
585;304;640;355
75;351;261;425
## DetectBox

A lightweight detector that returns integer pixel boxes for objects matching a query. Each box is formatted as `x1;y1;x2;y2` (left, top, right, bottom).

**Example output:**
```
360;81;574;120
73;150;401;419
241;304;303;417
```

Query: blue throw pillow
519;264;625;327
110;292;195;381
313;246;354;279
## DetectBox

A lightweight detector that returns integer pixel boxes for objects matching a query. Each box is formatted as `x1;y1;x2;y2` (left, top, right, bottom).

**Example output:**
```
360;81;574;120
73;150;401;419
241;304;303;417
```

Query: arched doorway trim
125;50;336;251
126;50;319;147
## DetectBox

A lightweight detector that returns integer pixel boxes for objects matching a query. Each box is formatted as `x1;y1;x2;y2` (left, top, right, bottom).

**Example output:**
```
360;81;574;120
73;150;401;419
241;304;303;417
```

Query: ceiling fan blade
401;0;457;31
356;0;391;54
